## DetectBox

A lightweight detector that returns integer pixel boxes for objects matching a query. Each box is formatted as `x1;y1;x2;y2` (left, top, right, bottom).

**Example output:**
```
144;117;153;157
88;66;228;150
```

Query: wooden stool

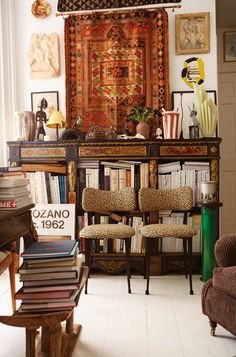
0;266;88;357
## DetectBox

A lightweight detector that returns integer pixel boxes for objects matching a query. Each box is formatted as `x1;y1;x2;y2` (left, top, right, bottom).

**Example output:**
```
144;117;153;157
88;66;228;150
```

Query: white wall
12;0;217;132
169;0;217;92
13;0;65;138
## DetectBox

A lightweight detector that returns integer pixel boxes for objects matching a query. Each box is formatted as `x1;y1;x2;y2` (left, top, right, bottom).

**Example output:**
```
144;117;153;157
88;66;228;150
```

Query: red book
15;287;75;300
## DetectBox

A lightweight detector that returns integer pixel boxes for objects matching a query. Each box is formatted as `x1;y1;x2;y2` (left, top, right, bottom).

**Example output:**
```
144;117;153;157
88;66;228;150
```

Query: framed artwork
171;90;217;139
31;91;59;118
224;31;236;62
175;12;210;55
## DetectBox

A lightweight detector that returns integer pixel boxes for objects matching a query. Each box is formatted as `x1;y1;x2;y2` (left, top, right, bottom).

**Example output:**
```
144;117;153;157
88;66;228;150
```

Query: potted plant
127;106;159;139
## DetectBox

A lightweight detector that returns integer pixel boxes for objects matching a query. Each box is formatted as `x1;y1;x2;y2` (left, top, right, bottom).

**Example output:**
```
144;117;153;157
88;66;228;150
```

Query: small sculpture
188;104;199;139
189;104;198;126
105;125;117;140
35;98;48;140
14;111;36;141
156;127;163;140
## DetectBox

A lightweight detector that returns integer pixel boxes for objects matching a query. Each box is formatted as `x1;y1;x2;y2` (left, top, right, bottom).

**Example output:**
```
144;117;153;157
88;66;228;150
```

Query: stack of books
16;240;83;312
0;172;32;209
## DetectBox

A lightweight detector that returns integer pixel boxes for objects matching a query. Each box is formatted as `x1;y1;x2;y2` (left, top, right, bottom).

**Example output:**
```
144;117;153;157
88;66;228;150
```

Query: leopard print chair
138;186;197;295
80;187;136;294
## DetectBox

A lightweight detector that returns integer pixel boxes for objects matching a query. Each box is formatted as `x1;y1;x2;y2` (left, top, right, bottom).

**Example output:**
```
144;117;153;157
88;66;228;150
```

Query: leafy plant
127;106;160;123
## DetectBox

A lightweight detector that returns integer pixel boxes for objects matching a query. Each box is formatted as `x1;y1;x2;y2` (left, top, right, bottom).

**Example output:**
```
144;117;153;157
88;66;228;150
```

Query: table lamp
46;111;66;140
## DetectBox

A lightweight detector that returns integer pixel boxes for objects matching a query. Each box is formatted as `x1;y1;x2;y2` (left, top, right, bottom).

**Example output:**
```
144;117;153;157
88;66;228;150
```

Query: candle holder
189;125;199;139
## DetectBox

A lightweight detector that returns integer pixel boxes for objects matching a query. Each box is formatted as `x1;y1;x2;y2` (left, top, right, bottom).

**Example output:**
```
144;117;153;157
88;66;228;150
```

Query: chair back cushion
215;233;236;267
138;186;193;212
82;187;136;212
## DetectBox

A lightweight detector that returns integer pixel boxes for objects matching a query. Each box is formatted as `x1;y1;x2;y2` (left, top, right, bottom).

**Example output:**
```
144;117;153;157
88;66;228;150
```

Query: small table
0;204;37;249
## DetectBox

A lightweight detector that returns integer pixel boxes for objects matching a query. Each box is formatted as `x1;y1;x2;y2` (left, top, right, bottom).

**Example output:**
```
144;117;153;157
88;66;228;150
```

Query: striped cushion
141;224;197;238
80;224;135;239
212;266;236;299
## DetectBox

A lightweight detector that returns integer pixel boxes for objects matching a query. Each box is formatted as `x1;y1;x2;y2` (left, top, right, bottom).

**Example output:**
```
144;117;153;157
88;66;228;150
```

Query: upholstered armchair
202;233;236;336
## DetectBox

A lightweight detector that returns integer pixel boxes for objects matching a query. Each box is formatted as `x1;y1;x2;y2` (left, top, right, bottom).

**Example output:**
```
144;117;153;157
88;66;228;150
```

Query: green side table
200;202;222;282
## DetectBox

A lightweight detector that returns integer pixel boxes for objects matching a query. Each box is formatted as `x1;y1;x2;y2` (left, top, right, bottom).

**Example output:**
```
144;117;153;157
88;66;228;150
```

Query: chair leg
84;239;92;294
145;238;151;295
8;253;16;312
187;237;194;295
183;239;188;279
125;238;131;294
209;319;217;336
26;328;36;357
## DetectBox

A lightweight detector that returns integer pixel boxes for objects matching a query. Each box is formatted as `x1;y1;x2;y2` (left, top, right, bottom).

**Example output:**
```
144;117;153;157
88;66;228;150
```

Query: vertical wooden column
68;160;77;204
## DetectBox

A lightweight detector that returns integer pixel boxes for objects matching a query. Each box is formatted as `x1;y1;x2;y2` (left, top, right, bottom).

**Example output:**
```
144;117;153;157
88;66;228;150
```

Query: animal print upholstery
82;187;136;213
141;223;197;238
80;224;135;239
138;186;193;212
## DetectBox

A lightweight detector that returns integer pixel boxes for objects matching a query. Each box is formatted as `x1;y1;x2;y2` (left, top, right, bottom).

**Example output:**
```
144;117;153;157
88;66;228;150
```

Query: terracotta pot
136;122;150;139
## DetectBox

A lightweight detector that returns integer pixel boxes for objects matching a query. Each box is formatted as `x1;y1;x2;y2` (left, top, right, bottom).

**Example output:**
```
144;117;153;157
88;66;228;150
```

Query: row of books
0;171;32;209
26;172;67;204
16;240;83;312
160;213;202;253
23;160;211;207
83;160;210;192
78;161;149;196
158;169;210;205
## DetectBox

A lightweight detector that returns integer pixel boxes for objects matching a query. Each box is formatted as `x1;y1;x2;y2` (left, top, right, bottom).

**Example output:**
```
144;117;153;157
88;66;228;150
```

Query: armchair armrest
215;234;236;267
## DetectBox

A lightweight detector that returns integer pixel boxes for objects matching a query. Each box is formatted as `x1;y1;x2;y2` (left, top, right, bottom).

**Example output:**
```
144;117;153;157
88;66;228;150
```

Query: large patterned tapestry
59;0;181;12
65;9;170;132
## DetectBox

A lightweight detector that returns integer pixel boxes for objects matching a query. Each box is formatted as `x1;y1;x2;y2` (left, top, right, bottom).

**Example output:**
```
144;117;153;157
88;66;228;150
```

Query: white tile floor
0;272;235;357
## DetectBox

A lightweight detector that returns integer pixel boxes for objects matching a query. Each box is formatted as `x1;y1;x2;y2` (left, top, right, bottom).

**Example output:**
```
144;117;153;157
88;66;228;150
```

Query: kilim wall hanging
64;9;170;132
58;0;181;12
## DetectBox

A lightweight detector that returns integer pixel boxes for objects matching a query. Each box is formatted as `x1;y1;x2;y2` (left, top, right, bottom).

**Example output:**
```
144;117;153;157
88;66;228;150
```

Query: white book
86;169;93;187
101;161;132;169
118;169;126;189
110;169;119;191
158;161;181;173
93;168;99;189
35;172;44;203
26;172;37;203
49;175;60;204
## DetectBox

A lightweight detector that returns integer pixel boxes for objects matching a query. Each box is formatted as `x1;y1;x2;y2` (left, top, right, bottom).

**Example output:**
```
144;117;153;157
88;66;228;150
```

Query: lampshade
47;111;66;128
46;111;66;140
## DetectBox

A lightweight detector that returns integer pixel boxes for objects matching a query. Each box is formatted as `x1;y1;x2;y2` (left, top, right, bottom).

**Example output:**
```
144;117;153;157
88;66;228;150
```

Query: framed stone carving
27;33;59;79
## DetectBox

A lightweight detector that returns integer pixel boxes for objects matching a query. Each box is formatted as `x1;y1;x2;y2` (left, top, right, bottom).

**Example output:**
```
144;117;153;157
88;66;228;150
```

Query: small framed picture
175;12;210;55
31;91;59;118
224;31;236;62
172;90;217;139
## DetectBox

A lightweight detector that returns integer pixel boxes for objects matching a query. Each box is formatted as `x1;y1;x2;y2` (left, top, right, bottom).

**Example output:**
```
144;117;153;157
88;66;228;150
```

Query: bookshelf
8;138;221;275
